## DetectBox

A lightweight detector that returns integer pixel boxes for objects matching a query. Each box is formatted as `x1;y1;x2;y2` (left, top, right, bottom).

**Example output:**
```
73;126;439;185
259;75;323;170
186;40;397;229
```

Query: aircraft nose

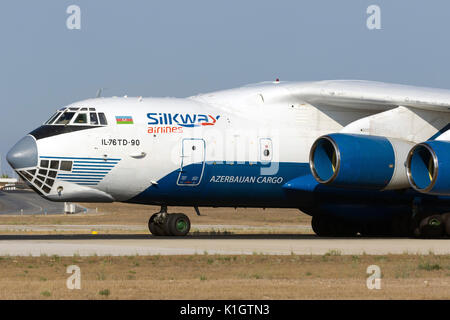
6;135;38;169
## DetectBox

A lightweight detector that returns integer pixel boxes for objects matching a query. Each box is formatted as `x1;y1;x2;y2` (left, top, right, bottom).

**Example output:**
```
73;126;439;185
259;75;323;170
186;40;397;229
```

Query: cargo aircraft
6;80;450;237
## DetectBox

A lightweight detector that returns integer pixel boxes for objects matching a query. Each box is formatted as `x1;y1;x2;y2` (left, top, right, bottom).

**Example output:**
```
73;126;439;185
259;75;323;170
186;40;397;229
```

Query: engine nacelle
309;133;414;190
406;140;450;195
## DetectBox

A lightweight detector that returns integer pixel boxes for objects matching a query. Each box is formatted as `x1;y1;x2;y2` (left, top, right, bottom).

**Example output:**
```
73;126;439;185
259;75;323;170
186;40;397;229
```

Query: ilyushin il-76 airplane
6;80;450;238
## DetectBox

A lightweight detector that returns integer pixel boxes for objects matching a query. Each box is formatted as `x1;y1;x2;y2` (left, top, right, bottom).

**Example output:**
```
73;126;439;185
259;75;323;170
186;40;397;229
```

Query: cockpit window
45;112;62;124
98;113;108;125
54;112;75;125
90;113;99;125
74;113;88;124
45;107;107;126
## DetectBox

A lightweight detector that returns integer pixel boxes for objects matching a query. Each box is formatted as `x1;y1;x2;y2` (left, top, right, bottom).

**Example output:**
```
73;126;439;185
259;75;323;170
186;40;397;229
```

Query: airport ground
0;191;449;299
0;197;310;231
0;254;448;299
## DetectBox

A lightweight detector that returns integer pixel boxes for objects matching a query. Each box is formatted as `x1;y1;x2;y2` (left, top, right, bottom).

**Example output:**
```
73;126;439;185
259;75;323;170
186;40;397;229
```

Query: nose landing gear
148;206;191;237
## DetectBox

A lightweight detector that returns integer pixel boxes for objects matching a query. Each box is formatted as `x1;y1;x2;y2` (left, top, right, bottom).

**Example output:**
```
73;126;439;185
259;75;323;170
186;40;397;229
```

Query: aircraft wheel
166;213;191;236
311;216;333;237
419;215;444;238
332;220;357;237
148;213;167;236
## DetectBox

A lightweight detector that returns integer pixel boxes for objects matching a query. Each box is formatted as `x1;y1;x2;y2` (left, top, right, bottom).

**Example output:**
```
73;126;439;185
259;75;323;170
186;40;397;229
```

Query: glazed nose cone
6;136;38;169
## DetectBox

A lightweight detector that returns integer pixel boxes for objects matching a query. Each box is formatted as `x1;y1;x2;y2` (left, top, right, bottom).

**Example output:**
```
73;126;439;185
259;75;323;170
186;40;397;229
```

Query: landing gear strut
148;206;191;237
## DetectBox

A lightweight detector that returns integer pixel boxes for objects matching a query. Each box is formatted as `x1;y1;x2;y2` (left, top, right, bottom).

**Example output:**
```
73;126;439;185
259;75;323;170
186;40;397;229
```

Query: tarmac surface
0;190;448;257
0;190;64;215
0;234;448;256
0;224;311;232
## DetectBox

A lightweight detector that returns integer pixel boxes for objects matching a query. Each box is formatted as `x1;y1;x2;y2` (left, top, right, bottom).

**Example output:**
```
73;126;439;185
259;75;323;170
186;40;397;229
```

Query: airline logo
147;112;220;134
116;116;134;124
147;113;220;127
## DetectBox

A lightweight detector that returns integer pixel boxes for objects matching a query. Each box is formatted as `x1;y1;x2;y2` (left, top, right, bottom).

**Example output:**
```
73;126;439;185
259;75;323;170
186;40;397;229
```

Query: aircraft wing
192;80;450;114
285;80;450;112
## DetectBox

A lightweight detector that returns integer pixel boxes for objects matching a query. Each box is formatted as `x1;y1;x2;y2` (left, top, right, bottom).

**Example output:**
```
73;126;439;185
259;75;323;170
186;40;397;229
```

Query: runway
0;224;311;233
0;190;64;215
0;234;448;256
0;191;448;257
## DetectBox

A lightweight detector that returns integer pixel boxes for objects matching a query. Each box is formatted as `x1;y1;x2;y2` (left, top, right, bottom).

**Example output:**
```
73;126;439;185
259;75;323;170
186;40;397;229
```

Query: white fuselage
11;80;450;211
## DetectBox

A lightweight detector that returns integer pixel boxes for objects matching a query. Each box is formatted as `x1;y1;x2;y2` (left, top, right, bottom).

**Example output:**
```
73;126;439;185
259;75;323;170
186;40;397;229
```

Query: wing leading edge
285;80;450;112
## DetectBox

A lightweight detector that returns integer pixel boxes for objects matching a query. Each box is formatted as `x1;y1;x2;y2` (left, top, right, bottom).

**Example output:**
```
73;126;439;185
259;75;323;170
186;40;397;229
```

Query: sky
1;0;450;176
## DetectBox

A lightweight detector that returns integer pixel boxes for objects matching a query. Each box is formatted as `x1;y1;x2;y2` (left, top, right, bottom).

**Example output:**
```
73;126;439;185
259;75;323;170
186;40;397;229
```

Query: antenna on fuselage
96;88;104;98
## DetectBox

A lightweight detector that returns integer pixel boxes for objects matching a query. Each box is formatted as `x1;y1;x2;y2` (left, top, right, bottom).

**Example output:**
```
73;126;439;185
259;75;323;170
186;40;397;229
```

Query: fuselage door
177;138;205;186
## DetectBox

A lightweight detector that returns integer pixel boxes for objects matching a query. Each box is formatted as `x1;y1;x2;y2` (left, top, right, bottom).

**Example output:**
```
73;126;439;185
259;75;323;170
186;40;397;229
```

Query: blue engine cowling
406;140;450;195
309;133;413;190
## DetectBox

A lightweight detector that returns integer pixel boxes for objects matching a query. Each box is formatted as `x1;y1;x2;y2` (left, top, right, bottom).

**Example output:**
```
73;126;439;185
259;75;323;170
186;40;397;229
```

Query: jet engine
406;140;450;195
309;133;414;190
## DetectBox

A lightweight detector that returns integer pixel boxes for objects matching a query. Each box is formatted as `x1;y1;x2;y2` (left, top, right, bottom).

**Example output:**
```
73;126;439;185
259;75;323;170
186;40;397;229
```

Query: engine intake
406;140;450;195
309;133;414;190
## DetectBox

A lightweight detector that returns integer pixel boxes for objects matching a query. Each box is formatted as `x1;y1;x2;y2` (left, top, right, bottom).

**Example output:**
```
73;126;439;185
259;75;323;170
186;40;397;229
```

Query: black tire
166;213;191;236
332;220;358;237
148;213;167;236
311;216;333;237
419;215;444;238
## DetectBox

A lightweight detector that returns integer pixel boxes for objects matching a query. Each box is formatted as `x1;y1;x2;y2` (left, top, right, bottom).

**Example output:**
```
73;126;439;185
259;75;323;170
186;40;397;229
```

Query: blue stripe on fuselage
129;162;308;207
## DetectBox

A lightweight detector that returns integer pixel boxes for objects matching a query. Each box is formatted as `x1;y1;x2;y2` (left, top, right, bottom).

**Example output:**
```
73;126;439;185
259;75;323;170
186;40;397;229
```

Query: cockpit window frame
54;111;76;125
45;111;62;125
98;112;108;125
45;107;108;127
90;112;99;125
73;113;88;125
